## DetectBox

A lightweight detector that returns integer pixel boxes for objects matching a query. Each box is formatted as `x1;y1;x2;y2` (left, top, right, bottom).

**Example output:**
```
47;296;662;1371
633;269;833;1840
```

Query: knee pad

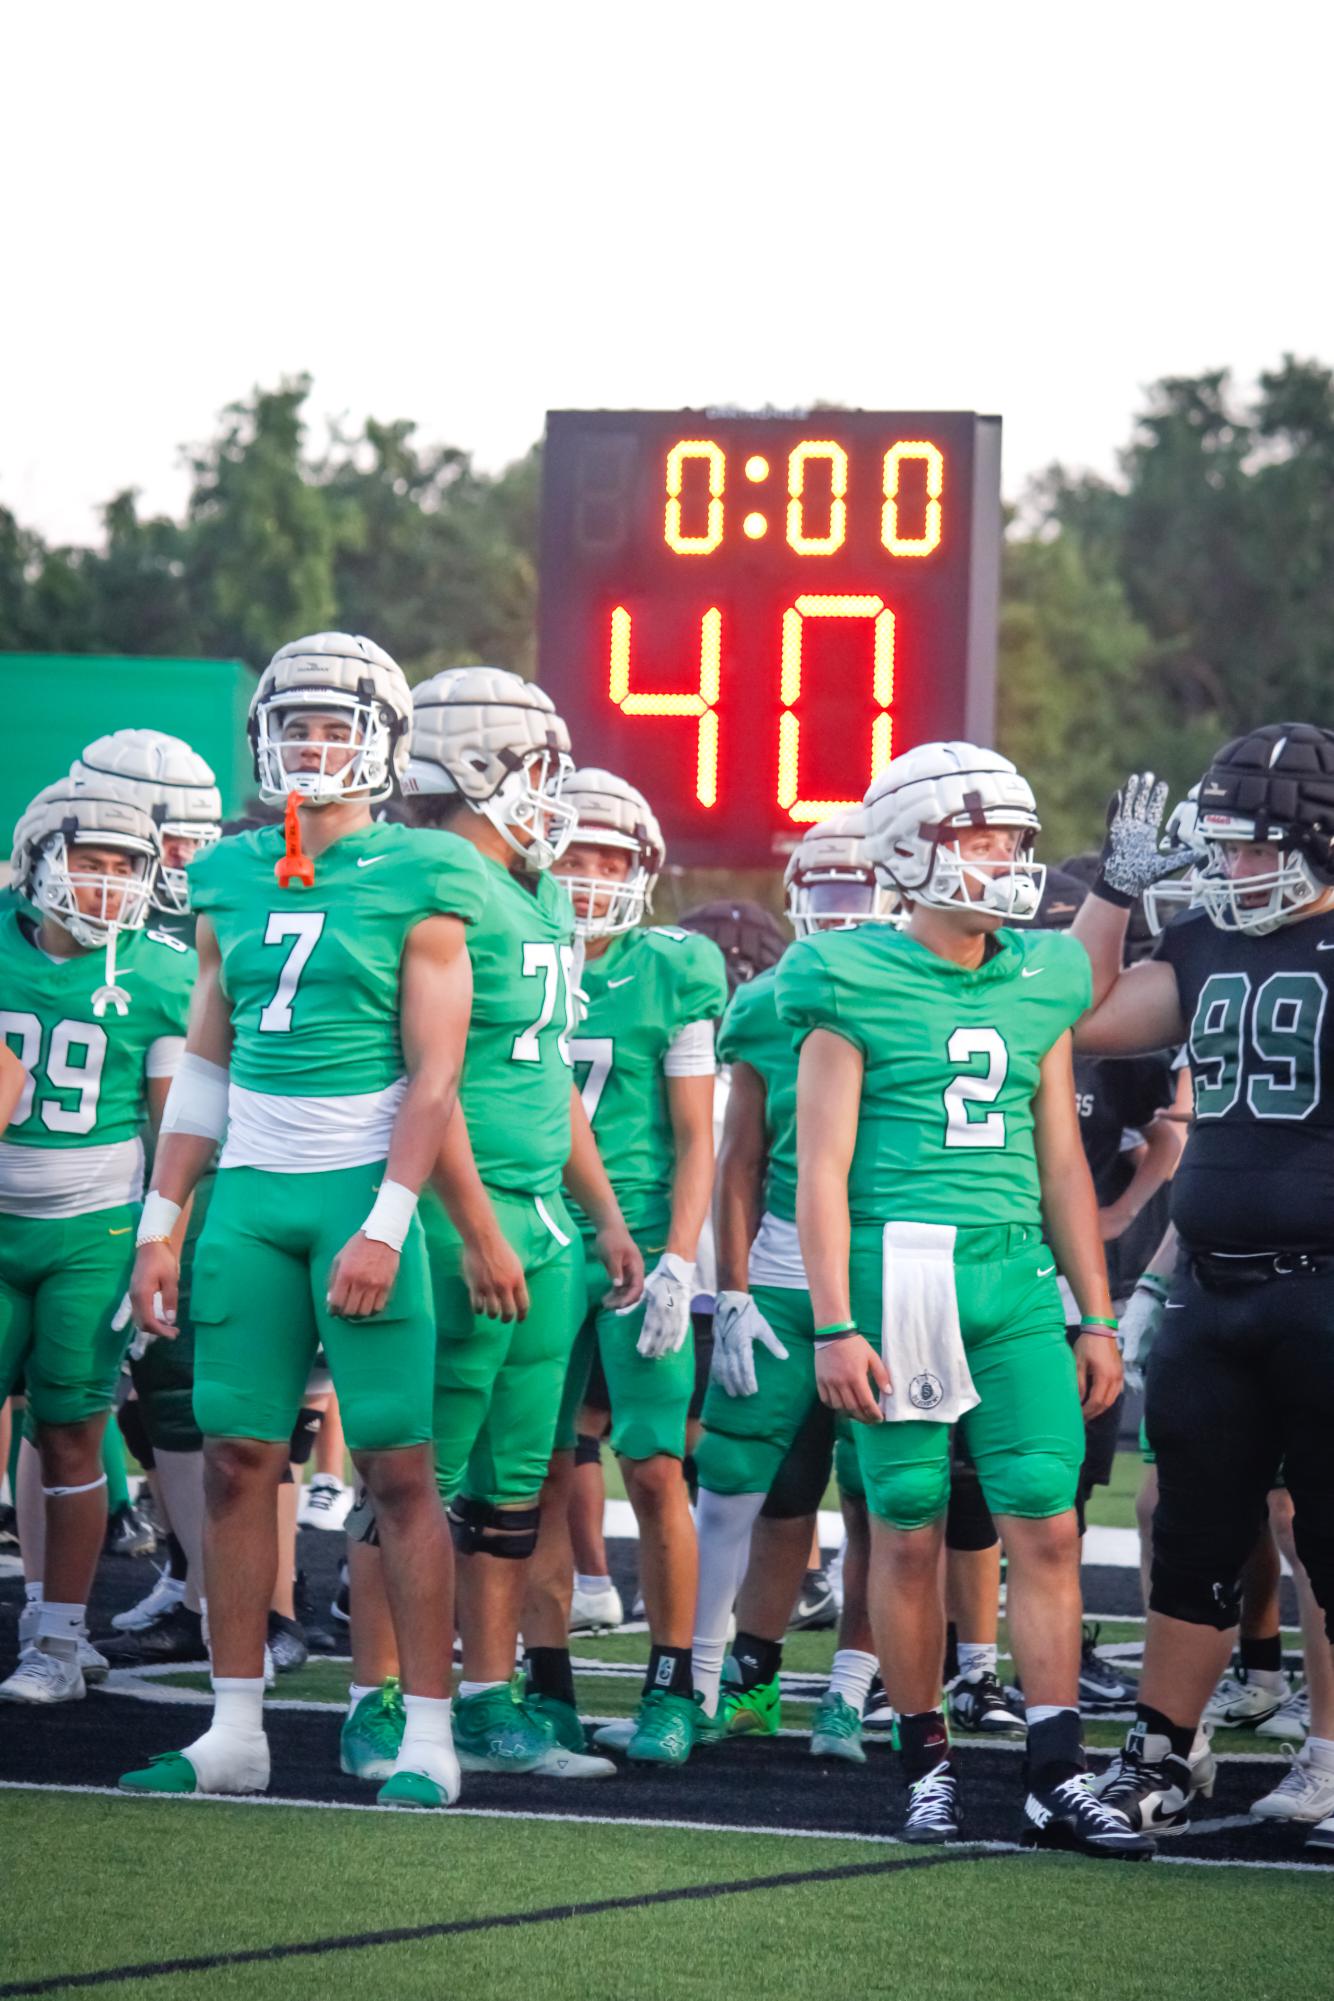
1149;1556;1241;1630
985;1452;1077;1522
867;1462;950;1532
693;1427;780;1500
345;1483;379;1547
288;1406;323;1467
944;1461;998;1552
117;1399;154;1471
448;1494;540;1560
574;1433;603;1469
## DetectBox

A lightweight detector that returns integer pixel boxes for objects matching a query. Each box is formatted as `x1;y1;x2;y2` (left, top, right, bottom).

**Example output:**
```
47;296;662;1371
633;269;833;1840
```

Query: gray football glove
710;1290;790;1397
1096;772;1195;907
1119;1273;1170;1392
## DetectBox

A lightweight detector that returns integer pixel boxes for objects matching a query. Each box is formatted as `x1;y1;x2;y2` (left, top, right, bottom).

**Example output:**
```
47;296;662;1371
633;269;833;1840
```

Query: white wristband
137;1192;182;1245
361;1179;417;1252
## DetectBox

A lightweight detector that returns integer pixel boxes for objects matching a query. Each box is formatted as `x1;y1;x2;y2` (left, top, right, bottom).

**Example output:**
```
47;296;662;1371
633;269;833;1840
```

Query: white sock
1249;1667;1286;1691
575;1573;612;1594
179;1676;269;1793
394;1694;461;1799
691;1488;766;1714
212;1676;266;1733
37;1601;84;1653
1025;1703;1077;1728
957;1641;997;1680
458;1680;508;1700
1306;1736;1334;1773
828;1648;878;1710
348;1683;378;1713
24;1581;43;1606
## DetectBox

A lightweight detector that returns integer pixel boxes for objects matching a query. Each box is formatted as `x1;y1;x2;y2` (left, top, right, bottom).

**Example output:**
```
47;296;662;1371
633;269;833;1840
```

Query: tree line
4;358;1332;860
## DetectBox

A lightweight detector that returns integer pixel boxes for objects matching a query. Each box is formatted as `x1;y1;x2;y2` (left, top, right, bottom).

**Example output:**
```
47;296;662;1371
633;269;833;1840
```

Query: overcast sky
5;2;1330;545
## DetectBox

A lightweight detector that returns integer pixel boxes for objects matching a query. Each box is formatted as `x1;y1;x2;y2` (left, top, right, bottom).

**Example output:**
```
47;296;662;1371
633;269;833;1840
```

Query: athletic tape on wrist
361;1178;417;1251
137;1191;182;1246
160;1053;230;1141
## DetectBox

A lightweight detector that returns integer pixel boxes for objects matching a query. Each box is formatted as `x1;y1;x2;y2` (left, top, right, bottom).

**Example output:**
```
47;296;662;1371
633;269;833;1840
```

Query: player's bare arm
0;1042;26;1132
131;917;232;1336
1074;956;1185;1058
713;1059;766;1293
430;1101;530;1323
1033;1031;1122;1420
1097;1064;1190;1242
795;1027;888;1424
328;911;471;1320
664;1071;714;1262
563;1085;644;1309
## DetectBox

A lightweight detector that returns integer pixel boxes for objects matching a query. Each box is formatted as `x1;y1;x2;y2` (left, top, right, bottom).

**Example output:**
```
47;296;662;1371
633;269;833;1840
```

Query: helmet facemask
557;825;653;938
888;818;1046;923
479;745;578;874
30;829;156;948
155;820;222;915
1195;814;1325;934
255;688;398;806
787;868;900;937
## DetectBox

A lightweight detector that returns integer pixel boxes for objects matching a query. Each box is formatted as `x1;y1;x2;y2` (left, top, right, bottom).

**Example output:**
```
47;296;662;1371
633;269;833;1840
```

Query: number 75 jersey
775;925;1091;1229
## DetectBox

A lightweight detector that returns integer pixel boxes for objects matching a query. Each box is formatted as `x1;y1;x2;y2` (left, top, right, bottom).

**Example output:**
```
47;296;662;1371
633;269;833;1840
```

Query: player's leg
569;1426;620;1629
106;1309;207;1659
1250;1486;1334;1825
1204;1521;1287;1727
943;1456;1022;1740
521;1299;595;1663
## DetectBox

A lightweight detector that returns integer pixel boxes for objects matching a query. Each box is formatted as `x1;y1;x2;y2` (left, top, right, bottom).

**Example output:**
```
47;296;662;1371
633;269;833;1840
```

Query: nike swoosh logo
608;976;635;989
356;855;390;869
1165;1301;1184;1310
108;1226;133;1236
1036;1264;1056;1277
1317;941;1334;951
1021;968;1044;979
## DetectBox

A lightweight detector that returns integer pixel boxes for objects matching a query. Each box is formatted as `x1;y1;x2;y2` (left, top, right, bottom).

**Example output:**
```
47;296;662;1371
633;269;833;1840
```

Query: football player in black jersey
1072;725;1334;1848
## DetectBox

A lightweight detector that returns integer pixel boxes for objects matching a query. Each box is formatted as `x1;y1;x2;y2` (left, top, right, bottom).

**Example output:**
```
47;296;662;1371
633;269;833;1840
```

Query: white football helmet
250;633;412;805
11;776;160;949
783;809;902;936
863;742;1045;921
557;769;665;938
1142;784;1206;936
403;667;577;872
72;729;222;915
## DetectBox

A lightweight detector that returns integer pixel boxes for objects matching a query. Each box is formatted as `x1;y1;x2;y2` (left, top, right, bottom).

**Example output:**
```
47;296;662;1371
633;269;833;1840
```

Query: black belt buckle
1194;1249;1330;1289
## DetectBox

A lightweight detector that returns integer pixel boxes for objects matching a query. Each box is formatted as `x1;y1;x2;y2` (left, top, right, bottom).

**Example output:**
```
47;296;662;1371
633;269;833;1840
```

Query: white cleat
297;1475;352;1531
568;1581;624;1634
1257;1685;1310;1742
1250;1745;1334;1823
0;1644;86;1705
1205;1668;1291;1729
112;1567;188;1631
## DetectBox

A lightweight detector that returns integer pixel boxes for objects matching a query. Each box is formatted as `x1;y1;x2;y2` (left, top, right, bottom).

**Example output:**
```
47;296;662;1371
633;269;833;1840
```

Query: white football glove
1096;772;1195;906
634;1252;695;1359
111;1290;156;1360
711;1289;790;1398
1119;1273;1170;1392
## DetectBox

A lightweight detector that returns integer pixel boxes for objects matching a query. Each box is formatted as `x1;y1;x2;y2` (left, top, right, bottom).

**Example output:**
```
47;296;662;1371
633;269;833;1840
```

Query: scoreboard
538;409;1002;867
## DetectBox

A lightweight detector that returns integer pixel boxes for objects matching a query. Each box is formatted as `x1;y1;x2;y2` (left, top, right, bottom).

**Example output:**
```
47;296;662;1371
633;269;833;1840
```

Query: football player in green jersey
511;770;727;1767
342;671;641;1792
691;810;897;1757
778;742;1146;1858
120;634;484;1805
0;774;192;1705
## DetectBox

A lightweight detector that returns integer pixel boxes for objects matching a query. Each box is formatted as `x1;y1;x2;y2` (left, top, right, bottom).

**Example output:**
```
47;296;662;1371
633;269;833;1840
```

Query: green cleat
525;1692;587;1754
722;1667;782;1737
810;1690;867;1764
340;1679;406;1781
377;1768;454;1809
456;1683;615;1778
627;1689;698;1766
119;1751;199;1795
591;1714;636;1752
693;1702;727;1746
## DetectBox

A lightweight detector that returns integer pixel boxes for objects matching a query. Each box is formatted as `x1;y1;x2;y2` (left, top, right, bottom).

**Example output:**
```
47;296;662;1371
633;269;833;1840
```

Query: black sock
898;1708;951;1784
1133;1702;1195;1762
645;1644;693;1698
731;1630;782;1689
682;1453;699;1506
526;1647;576;1709
942;1621;959;1684
1026;1707;1085;1788
165;1532;187;1581
1240;1634;1282;1675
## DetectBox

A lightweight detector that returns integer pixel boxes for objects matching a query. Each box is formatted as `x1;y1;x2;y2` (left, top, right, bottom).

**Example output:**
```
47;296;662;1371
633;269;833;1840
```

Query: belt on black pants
1190;1249;1334;1290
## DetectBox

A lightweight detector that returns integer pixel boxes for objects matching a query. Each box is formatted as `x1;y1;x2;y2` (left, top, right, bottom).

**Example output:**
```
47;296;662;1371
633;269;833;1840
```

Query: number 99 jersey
775;925;1091;1229
1157;905;1334;1252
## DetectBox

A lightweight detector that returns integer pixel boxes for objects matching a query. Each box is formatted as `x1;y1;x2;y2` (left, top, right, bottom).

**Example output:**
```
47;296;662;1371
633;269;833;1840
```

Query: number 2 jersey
1157;904;1334;1252
776;924;1091;1228
0;907;195;1217
186;821;488;1171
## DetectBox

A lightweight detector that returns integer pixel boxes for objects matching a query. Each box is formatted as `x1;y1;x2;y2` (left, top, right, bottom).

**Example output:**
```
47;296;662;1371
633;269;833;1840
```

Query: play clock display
538;409;1002;867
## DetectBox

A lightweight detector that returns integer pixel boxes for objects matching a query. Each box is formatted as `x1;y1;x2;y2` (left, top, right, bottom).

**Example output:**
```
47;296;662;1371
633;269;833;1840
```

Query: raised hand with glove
1095;772;1196;907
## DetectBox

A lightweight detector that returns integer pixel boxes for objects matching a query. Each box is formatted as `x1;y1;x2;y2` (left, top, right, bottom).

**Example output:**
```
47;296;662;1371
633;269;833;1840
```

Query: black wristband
1091;877;1135;910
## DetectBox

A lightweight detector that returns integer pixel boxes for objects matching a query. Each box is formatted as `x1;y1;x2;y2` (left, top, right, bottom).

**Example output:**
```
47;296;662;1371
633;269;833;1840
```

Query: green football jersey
0;907;195;1151
716;964;797;1224
187;821;488;1097
776;926;1091;1229
568;925;729;1241
457;856;579;1197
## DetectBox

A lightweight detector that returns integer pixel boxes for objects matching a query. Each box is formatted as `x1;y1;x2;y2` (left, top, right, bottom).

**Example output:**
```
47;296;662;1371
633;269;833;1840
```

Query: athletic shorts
190;1163;434;1455
555;1236;694;1463
0;1204;136;1427
430;1188;582;1507
849;1222;1084;1530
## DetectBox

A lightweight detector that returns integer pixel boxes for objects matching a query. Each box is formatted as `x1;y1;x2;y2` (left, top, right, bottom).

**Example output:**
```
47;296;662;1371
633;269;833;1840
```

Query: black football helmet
1195;723;1334;933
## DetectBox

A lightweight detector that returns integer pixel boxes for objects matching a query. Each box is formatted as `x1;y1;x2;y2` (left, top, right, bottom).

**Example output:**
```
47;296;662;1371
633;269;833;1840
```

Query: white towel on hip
880;1220;980;1425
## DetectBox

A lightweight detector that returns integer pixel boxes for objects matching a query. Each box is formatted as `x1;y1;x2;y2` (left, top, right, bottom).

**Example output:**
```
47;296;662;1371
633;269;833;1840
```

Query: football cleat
297;1474;351;1531
788;1569;838;1632
626;1689;698;1766
1078;1624;1138;1710
0;1644;86;1705
1257;1684;1310;1742
901;1761;962;1843
454;1684;614;1778
864;1676;895;1728
340;1680;406;1781
0;1502;19;1548
568;1579;624;1634
721;1667;781;1737
524;1693;588;1755
1023;1774;1153;1858
100;1605;204;1666
1250;1745;1334;1823
948;1669;1026;1739
266;1612;309;1675
377;1760;460;1810
120;1733;270;1796
105;1502;157;1560
1205;1666;1291;1730
1089;1729;1212;1835
111;1566;187;1632
1304;1813;1334;1854
810;1690;867;1764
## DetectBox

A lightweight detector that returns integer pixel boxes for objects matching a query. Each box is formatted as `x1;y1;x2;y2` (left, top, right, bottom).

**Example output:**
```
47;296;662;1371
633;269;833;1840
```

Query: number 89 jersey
1158;905;1334;1252
776;925;1091;1229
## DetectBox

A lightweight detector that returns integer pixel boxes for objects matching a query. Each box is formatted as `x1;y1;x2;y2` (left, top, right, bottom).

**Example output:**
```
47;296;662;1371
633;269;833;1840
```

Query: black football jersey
1157;905;1334;1251
1072;1050;1176;1291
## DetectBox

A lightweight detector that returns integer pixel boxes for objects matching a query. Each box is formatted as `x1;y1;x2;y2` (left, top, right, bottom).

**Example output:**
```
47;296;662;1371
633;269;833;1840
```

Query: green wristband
813;1320;857;1345
1079;1313;1119;1333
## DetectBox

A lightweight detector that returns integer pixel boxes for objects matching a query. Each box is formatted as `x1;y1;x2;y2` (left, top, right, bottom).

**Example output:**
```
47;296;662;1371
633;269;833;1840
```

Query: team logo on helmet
72;728;222;916
783;808;902;937
250;633;412;807
556;769;665;937
404;667;577;872
1193;724;1334;935
863;742;1045;923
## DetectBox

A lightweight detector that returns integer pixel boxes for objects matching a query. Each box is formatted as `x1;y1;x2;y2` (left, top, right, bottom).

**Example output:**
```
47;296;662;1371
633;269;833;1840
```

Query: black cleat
1089;1735;1195;1836
948;1669;1026;1739
863;1675;895;1728
105;1503;157;1559
100;1604;205;1665
901;1761;962;1844
266;1611;309;1674
1078;1624;1137;1710
788;1568;837;1632
1025;1773;1153;1856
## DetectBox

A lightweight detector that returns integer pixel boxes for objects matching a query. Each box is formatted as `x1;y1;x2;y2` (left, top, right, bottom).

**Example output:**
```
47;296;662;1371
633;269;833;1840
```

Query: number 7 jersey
775;925;1091;1228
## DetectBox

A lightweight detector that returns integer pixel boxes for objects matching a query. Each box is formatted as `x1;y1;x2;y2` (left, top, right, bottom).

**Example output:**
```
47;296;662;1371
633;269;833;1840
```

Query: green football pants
0;1205;135;1426
190;1163;434;1453
693;1284;819;1495
556;1237;695;1463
